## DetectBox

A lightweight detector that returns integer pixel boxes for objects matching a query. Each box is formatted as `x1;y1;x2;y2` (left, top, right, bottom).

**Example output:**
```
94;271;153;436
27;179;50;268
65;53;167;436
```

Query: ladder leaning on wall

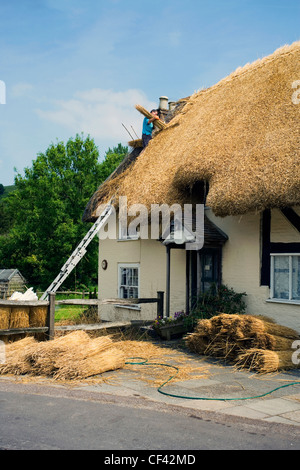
40;203;113;301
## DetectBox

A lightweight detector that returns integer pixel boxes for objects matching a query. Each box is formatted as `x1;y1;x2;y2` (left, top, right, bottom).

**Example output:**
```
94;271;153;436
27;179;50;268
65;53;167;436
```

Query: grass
55;305;86;323
54;291;98;324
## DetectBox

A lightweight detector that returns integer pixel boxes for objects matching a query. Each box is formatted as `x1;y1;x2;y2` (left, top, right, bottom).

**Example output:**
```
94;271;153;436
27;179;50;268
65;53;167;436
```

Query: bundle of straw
9;307;30;329
235;349;297;374
0;337;37;375
0;307;10;330
185;313;300;372
135;105;167;130
25;330;91;376
29;306;48;327
128;139;143;148
52;335;124;380
0;331;126;380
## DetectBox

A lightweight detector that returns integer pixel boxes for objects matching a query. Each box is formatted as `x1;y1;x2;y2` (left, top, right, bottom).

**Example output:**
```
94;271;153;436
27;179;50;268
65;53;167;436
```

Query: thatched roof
84;41;300;221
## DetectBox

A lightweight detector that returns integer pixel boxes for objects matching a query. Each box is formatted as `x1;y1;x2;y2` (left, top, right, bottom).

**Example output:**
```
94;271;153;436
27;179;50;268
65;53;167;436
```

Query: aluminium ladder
40;203;113;300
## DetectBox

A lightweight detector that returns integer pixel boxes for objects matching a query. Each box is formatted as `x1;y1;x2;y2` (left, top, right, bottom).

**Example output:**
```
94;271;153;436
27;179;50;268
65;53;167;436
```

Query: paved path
73;352;300;428
2;336;300;428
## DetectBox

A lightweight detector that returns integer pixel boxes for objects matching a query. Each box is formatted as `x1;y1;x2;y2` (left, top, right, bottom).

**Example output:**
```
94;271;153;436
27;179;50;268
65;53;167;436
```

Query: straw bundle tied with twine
235;349;298;374
0;307;10;329
185;313;300;373
29;306;48;327
9;307;30;329
135;105;167;130
0;331;209;385
128;139;143;149
0;331;125;380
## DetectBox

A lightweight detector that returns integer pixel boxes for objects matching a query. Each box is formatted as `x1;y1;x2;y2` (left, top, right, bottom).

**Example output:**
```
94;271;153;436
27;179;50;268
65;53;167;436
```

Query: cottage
0;269;26;299
83;41;300;332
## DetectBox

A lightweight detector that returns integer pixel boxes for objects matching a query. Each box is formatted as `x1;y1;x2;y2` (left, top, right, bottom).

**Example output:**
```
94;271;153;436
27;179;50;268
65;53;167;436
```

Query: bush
185;284;247;329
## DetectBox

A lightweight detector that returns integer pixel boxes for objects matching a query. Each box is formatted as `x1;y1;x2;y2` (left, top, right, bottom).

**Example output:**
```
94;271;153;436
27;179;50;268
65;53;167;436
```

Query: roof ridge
190;41;300;103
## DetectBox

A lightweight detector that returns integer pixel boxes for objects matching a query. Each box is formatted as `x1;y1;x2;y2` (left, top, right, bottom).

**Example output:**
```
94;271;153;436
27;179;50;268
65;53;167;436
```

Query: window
118;220;140;241
118;264;140;299
270;254;300;302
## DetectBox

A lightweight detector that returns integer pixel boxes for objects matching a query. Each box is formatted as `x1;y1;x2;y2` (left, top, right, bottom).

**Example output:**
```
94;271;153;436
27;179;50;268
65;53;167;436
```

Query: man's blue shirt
142;117;153;135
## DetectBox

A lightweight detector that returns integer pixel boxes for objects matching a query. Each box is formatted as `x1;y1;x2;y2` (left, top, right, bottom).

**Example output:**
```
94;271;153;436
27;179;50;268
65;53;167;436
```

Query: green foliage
184;284;247;329
0;135;128;290
0;184;4;195
99;143;128;181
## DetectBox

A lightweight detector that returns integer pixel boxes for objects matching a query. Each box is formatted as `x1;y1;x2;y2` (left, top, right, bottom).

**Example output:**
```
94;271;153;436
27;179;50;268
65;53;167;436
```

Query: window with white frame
270;254;300;301
118;221;140;241
118;264;140;299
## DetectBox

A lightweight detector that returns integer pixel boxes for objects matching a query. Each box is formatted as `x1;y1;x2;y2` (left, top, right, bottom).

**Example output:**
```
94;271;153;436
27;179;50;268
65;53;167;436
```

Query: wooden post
186;250;190;314
46;293;55;340
197;250;201;297
157;291;164;318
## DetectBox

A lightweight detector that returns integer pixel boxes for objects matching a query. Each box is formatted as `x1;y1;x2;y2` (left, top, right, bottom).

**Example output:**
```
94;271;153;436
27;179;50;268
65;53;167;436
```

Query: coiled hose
125;357;300;401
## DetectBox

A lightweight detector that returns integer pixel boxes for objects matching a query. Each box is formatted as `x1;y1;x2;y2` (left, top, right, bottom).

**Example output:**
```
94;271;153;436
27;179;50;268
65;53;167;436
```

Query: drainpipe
166;245;171;317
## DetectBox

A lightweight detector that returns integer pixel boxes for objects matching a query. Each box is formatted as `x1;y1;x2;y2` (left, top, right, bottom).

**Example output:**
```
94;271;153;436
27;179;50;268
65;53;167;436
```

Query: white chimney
159;96;169;111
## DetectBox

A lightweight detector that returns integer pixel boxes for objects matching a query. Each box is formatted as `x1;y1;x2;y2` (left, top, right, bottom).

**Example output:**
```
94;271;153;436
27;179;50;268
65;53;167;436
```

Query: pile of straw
0;331;125;380
185;314;300;373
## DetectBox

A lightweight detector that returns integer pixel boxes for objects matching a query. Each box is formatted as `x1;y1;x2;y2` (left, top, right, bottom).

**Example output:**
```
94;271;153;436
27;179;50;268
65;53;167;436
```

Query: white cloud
36;88;157;142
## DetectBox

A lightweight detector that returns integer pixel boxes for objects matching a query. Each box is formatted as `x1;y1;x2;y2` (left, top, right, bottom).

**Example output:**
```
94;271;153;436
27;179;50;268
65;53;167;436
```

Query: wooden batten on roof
84;41;300;221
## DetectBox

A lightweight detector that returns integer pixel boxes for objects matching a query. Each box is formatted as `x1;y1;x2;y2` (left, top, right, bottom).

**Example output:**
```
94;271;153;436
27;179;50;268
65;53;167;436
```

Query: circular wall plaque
101;260;108;270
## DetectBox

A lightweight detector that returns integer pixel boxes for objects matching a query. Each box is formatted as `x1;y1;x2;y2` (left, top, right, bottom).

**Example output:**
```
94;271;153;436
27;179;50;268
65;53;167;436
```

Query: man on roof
142;109;159;148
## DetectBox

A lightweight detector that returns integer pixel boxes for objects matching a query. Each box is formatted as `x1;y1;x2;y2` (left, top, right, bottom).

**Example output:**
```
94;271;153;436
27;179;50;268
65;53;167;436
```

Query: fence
0;291;164;341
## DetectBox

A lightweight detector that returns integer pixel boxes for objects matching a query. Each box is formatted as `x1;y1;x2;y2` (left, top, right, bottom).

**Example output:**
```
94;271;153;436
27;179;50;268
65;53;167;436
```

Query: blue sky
0;0;299;186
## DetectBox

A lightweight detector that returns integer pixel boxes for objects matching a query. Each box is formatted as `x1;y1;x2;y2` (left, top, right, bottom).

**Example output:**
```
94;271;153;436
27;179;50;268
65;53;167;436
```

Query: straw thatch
85;41;300;219
185;313;300;372
0;331;126;380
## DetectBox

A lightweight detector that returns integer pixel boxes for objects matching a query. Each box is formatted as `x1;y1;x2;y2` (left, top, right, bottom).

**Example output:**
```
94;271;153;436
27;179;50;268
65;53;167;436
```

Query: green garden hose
125;357;300;401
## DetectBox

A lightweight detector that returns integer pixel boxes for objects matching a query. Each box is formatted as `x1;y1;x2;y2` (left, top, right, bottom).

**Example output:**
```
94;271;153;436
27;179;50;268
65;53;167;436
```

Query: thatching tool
122;123;134;140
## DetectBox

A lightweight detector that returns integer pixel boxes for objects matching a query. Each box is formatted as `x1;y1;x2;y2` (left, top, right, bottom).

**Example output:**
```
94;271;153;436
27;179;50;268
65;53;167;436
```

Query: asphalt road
0;381;300;452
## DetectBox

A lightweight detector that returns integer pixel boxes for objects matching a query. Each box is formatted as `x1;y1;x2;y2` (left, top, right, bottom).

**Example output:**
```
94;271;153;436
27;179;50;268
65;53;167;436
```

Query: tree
0;184;4;195
0;135;128;290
